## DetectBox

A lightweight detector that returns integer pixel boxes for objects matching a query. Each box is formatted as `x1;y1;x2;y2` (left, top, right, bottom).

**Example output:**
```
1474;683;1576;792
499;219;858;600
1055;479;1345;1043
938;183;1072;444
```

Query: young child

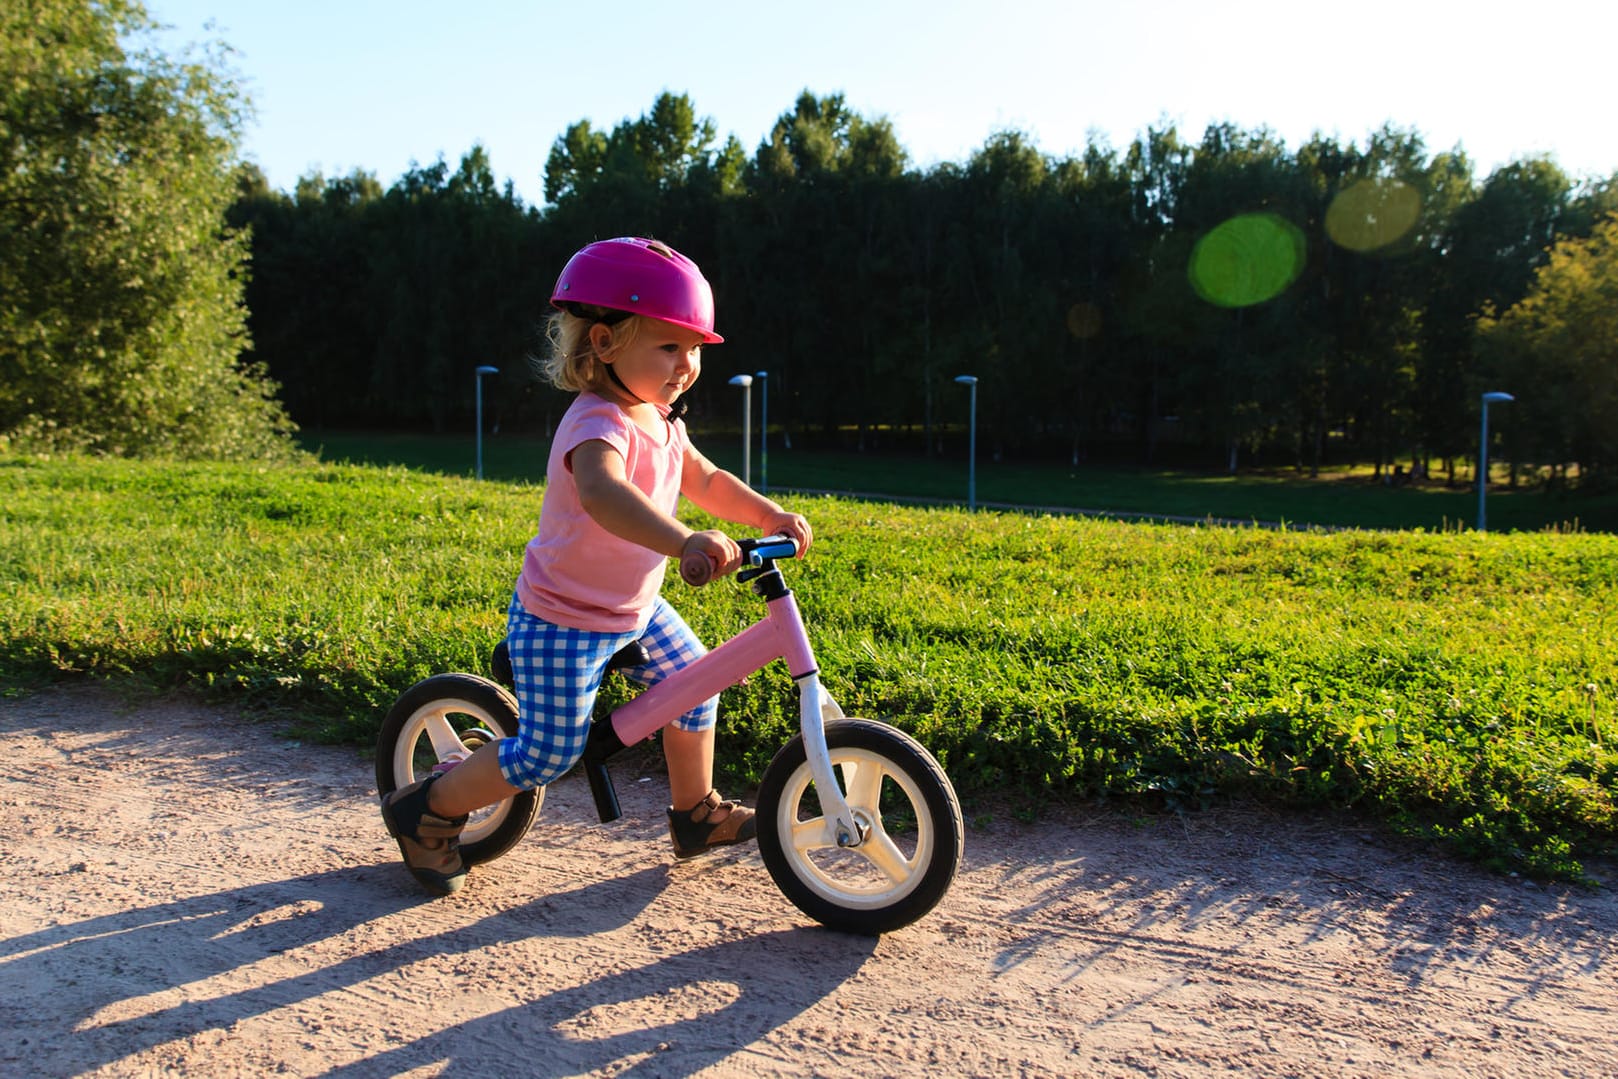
381;237;812;896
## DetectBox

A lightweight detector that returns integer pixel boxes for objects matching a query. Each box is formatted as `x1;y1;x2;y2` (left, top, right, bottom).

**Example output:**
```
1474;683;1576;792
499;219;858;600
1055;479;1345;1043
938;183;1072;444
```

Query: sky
147;0;1618;209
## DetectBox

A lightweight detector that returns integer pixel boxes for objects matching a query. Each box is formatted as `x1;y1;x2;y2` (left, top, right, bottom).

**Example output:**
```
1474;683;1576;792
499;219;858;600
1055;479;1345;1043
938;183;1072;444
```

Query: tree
1415;155;1571;480
1176;122;1311;471
235;148;546;436
0;0;294;458
1562;172;1618;239
1316;126;1432;477
544;119;609;204
1408;148;1481;479
716;92;913;447
1476;213;1618;484
366;147;541;434
228;165;385;429
1118;124;1194;462
543;92;728;235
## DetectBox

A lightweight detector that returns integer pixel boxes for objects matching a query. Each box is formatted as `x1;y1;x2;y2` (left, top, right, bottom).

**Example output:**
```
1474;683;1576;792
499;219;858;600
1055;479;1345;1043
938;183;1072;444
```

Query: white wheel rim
772;747;936;910
389;697;513;845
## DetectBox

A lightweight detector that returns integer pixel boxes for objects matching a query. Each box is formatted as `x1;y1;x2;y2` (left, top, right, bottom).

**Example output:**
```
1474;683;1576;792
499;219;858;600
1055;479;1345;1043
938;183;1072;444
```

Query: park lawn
297;430;1618;534
3;452;1615;879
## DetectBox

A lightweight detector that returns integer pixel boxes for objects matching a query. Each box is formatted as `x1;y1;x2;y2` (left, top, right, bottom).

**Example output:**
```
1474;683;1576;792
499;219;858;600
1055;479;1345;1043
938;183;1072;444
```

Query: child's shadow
324;923;878;1077
3;860;876;1076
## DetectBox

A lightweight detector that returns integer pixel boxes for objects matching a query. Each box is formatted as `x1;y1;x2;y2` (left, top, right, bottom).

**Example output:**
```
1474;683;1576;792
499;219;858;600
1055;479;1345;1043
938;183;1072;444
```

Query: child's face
598;318;705;406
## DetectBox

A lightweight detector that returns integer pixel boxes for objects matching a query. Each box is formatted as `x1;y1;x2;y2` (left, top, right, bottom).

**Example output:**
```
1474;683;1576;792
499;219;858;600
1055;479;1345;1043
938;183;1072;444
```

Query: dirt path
2;687;1615;1078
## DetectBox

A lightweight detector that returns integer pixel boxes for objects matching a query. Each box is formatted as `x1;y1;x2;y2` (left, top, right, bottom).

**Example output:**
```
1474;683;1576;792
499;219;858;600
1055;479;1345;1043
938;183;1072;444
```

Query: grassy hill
3;454;1614;879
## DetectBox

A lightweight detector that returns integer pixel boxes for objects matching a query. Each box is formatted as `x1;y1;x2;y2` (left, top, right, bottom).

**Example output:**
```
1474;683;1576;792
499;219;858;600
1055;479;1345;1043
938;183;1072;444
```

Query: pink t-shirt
516;393;688;632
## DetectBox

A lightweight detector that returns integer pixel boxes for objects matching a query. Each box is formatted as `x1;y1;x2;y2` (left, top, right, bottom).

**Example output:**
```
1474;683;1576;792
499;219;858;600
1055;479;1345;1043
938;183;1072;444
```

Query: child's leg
428;741;520;819
416;600;629;822
628;598;720;808
663;725;715;811
632;599;756;856
383;599;662;893
663;722;755;857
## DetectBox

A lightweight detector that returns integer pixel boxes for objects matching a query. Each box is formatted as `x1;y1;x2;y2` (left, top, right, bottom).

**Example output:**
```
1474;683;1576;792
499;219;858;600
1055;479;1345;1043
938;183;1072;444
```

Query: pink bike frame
606;590;864;848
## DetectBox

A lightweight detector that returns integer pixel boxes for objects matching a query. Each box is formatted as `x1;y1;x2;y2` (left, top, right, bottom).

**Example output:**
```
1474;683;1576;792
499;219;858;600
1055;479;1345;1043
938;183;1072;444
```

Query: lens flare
1325;178;1421;252
1066;301;1103;339
1188;212;1306;308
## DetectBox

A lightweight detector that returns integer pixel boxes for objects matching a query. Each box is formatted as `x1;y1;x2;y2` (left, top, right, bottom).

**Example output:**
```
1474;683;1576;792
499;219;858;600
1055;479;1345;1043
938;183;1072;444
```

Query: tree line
7;2;1616;484
231;90;1618;484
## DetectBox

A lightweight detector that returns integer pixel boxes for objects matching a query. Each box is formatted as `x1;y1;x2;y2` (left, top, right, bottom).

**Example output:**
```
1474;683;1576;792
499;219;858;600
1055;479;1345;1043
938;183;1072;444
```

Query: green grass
4;453;1617;880
297;429;1618;534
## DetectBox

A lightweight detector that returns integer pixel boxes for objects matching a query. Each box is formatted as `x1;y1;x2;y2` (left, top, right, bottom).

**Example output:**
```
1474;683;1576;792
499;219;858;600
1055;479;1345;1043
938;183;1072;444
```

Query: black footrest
582;718;629;823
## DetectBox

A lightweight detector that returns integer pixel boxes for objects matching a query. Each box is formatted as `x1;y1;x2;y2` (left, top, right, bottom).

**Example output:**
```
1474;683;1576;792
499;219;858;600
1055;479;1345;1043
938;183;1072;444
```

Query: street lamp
955;375;978;510
755;371;769;495
729;374;753;488
474;365;499;480
1477;391;1514;532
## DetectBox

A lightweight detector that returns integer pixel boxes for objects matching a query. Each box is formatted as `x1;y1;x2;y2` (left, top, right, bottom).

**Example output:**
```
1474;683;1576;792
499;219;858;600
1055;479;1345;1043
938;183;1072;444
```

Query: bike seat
490;638;651;687
607;640;652;671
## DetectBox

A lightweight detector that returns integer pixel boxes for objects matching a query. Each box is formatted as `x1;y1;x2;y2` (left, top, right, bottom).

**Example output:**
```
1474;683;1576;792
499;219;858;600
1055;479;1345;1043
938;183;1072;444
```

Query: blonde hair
538;307;645;393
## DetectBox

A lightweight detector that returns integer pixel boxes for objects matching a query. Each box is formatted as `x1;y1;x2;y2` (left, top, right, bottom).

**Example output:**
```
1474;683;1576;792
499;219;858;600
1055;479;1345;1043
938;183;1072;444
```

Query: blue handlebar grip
748;537;798;565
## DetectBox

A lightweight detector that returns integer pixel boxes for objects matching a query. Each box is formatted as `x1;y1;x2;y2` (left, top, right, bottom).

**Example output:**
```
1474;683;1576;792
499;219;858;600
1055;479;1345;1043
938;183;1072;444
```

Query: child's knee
672;700;718;734
497;739;584;789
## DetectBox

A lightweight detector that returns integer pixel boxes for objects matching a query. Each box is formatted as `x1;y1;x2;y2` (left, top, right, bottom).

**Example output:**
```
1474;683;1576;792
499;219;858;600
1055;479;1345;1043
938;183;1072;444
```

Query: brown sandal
668;790;757;859
380;773;469;895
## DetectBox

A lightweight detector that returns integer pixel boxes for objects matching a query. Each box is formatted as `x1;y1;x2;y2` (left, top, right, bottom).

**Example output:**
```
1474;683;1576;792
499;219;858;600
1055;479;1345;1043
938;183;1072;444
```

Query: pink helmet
550;237;723;343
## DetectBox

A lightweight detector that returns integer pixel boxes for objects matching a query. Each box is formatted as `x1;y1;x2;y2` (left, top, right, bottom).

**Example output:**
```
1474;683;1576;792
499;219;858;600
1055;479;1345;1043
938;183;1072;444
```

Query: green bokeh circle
1189;212;1307;308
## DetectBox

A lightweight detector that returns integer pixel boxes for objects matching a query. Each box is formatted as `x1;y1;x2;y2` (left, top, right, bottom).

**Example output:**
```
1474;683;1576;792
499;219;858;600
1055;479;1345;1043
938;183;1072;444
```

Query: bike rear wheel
756;718;963;935
374;673;541;866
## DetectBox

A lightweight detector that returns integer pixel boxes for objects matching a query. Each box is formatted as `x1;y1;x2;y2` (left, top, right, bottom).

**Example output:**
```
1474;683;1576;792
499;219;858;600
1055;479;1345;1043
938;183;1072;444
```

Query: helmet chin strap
606;363;688;424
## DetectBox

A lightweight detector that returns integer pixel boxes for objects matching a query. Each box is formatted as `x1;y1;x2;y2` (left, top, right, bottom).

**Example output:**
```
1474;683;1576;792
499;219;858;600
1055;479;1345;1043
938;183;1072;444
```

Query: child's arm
572;440;745;573
681;445;813;555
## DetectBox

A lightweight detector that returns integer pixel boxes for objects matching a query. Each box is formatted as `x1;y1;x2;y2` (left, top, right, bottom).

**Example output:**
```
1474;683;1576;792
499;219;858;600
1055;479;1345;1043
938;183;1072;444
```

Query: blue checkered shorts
497;593;717;790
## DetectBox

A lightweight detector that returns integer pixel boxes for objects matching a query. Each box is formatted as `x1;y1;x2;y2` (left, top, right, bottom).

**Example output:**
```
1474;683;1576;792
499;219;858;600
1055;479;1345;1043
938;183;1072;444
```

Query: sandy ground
2;687;1615;1079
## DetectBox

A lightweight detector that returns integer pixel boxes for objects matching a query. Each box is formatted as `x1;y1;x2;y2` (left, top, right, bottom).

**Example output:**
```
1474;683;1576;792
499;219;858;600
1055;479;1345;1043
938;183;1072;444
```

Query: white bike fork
795;673;864;848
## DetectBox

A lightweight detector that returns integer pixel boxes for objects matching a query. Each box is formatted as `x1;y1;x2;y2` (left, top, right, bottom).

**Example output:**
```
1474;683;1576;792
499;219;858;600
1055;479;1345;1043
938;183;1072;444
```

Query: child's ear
589;322;615;360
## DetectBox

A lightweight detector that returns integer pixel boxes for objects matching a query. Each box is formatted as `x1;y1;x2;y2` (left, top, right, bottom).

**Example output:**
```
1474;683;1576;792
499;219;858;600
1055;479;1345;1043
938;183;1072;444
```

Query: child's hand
681;529;742;579
758;511;813;556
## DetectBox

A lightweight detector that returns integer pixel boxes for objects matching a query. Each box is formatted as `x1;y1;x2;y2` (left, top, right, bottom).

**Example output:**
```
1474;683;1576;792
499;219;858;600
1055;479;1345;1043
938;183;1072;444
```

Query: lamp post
1477;391;1514;532
474;365;498;479
755;370;769;494
729;374;753;488
954;375;978;510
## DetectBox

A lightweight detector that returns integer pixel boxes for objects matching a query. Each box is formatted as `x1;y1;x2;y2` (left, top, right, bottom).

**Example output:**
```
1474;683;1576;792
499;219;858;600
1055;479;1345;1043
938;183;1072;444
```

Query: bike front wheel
374;673;542;866
756;718;963;935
